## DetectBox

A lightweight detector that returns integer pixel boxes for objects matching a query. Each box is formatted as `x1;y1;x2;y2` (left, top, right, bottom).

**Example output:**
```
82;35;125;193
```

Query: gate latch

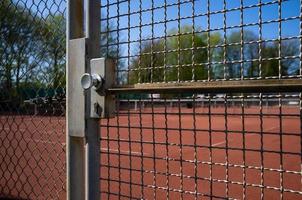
81;73;103;90
80;58;115;119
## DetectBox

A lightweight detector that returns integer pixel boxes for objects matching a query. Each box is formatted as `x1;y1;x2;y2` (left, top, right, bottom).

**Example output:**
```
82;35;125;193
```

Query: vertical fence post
67;0;85;200
67;0;101;199
85;0;101;200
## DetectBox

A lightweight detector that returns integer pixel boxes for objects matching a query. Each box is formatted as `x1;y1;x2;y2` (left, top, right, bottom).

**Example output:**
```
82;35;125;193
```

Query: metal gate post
68;0;114;199
85;0;101;200
67;1;85;200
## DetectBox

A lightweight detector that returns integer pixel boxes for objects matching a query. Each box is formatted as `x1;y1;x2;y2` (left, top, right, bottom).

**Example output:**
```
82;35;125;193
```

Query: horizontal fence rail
108;79;302;93
99;0;302;86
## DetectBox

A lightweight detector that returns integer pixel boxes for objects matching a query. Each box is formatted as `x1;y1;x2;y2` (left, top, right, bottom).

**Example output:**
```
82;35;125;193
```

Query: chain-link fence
0;0;66;199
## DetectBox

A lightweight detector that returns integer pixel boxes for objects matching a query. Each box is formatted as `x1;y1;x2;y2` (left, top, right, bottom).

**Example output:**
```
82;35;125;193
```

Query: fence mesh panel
100;93;302;199
0;0;66;199
100;0;301;85
1;0;302;199
100;0;302;199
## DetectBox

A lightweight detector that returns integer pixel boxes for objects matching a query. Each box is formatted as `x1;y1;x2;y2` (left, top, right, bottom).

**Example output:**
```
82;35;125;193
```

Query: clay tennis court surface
100;105;301;200
0;104;301;199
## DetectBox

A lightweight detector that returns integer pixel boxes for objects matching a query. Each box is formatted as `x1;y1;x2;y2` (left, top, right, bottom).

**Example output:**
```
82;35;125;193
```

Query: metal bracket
67;38;86;137
68;38;115;137
89;58;115;118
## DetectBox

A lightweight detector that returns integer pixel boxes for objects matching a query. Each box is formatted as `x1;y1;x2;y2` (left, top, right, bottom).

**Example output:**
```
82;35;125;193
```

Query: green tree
261;42;279;77
130;27;299;83
207;32;223;79
166;26;208;81
281;39;299;76
0;0;45;101
225;30;259;78
129;39;165;83
262;40;299;77
39;15;66;89
129;26;213;83
0;0;120;107
100;21;119;59
226;31;299;78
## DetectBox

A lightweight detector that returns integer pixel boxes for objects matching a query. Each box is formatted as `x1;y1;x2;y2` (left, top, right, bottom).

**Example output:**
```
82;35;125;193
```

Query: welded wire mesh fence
100;0;301;85
0;0;66;199
99;0;302;199
101;93;302;199
1;0;302;199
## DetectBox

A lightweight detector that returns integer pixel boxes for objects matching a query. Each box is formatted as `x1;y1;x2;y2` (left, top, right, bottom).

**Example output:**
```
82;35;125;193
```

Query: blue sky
16;0;66;17
99;0;300;57
20;0;300;41
20;0;300;57
102;0;300;36
17;0;300;82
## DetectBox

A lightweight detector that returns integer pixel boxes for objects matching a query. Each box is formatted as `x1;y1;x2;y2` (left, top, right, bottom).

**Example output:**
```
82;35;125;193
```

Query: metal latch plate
67;38;86;137
90;58;115;118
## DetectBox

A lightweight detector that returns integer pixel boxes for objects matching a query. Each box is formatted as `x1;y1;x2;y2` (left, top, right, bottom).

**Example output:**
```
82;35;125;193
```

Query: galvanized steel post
85;0;101;200
67;0;101;199
67;0;85;200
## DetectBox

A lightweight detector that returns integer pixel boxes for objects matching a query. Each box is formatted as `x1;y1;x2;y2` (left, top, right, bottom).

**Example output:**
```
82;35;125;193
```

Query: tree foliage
1;0;299;105
0;0;45;100
40;15;66;89
129;27;299;83
130;26;215;83
0;1;119;108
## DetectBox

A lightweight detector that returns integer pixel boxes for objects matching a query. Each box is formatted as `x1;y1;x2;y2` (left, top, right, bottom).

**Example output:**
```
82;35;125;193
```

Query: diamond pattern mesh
0;0;66;199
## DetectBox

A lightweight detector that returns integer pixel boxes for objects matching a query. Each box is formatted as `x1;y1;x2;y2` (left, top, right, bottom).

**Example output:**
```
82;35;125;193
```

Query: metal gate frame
67;0;116;199
67;0;101;199
66;0;302;199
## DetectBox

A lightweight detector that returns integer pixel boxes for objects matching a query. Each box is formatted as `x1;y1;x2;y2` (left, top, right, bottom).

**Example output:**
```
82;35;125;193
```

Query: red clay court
99;98;301;200
0;98;301;199
1;0;302;199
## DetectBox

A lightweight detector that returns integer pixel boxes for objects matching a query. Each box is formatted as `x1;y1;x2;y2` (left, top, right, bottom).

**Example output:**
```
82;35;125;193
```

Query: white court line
3;126;280;151
212;140;232;147
264;126;278;132
211;126;279;147
100;148;146;156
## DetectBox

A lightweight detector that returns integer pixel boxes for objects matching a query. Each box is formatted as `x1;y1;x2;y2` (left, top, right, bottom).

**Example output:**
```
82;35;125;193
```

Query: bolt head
81;73;93;90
